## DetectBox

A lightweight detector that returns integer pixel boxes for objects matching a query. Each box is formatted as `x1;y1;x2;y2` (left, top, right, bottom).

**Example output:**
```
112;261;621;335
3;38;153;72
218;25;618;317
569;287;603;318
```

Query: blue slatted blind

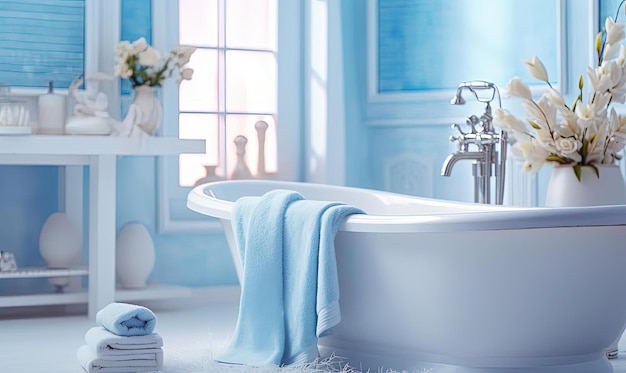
120;0;152;96
0;0;84;89
378;0;558;93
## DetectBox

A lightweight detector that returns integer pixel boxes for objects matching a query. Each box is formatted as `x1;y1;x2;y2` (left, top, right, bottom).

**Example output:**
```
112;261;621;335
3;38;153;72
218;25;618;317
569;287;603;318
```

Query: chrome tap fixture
441;81;507;204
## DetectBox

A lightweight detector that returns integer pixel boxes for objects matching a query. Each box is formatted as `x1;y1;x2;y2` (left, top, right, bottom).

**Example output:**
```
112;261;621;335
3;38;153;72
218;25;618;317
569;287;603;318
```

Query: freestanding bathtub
187;180;626;373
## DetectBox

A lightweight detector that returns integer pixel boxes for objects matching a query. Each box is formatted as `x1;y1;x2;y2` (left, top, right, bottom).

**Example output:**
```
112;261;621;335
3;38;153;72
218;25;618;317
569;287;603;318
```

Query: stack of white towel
77;302;163;373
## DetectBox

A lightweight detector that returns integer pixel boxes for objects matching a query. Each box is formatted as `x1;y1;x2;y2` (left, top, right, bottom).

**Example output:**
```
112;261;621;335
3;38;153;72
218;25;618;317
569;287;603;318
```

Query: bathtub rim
187;180;626;233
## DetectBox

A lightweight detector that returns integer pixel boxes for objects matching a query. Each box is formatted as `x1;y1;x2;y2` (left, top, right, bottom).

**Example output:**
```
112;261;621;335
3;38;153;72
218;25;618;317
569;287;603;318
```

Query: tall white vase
39;212;81;288
544;164;626;358
132;85;162;135
544;165;626;207
115;223;155;289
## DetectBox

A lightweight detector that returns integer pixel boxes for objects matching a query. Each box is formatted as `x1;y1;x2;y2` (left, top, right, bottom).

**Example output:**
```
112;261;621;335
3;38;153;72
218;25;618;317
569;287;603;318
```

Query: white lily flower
587;65;613;93
493;109;529;134
132;37;148;54
545;88;566;108
524;55;550;83
511;140;550;173
605;16;626;46
536;95;557;128
177;68;194;83
138;47;161;67
114;37;196;88
502;77;532;100
603;43;622;60
617;45;626;66
176;46;196;66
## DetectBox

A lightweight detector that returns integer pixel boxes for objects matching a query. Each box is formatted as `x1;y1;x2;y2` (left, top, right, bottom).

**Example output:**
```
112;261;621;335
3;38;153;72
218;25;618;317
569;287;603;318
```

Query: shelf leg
63;165;84;294
88;155;117;318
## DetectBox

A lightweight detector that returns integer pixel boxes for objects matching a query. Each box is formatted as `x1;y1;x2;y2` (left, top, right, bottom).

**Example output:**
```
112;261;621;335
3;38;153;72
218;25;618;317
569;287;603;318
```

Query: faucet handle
451;123;466;135
466;115;480;133
449;135;469;151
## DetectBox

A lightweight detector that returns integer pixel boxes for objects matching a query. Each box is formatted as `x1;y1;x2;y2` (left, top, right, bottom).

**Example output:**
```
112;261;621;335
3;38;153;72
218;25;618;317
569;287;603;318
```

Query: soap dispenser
37;81;67;135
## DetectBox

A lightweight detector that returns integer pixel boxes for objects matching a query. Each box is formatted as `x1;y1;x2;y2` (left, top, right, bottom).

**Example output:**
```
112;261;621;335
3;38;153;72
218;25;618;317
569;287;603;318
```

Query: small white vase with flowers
113;37;195;137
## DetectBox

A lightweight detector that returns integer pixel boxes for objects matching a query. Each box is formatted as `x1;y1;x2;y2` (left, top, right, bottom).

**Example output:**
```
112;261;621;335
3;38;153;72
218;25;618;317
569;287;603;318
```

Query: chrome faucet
441;81;507;205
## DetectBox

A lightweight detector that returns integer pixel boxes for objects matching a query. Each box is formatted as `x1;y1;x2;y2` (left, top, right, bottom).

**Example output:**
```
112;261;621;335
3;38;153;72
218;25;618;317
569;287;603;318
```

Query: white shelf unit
0;267;88;279
0;135;206;317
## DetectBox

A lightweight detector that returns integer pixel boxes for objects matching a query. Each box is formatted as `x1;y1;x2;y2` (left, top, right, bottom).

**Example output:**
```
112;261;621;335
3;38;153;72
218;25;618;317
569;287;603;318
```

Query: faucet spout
440;151;485;176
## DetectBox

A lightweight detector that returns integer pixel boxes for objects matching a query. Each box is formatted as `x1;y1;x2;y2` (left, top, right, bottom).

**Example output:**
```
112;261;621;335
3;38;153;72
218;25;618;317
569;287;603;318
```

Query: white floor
2;300;626;373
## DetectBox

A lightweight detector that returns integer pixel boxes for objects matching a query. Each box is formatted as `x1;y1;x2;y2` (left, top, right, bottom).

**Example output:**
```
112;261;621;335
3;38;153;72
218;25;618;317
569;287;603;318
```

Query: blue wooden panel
0;0;84;88
120;0;153;96
378;0;558;92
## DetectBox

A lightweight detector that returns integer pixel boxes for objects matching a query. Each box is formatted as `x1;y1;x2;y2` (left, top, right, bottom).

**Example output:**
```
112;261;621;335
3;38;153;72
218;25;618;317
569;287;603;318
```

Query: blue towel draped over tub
217;189;364;367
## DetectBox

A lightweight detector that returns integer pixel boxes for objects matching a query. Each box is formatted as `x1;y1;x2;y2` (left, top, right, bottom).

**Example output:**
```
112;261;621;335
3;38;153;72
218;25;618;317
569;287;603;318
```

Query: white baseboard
0;285;241;319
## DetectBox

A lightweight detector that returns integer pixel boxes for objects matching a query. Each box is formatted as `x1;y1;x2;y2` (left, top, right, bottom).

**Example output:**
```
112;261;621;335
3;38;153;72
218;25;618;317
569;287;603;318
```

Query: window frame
156;0;303;233
366;0;567;104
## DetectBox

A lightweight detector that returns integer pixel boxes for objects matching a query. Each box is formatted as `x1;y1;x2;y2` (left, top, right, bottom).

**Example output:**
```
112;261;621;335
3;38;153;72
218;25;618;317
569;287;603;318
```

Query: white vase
544;164;626;358
39;212;81;288
544;164;626;207
119;85;162;137
115;223;155;289
39;212;81;268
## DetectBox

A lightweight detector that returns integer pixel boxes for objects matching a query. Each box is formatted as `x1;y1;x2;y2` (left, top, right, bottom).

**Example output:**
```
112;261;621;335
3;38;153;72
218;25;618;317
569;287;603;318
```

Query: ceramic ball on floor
115;223;155;288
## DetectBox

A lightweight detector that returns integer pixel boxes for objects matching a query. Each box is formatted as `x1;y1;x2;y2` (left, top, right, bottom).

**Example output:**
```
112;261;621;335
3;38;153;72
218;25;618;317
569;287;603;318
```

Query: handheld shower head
450;89;466;105
450;80;501;108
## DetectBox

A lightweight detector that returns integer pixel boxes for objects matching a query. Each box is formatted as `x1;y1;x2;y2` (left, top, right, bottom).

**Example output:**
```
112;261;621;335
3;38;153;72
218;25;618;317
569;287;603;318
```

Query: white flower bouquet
494;2;626;181
114;37;196;88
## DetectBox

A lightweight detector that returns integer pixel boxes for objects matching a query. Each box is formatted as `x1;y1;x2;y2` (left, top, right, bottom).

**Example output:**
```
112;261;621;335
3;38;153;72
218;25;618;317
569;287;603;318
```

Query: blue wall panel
120;0;152;96
0;166;59;294
378;0;558;92
0;0;84;88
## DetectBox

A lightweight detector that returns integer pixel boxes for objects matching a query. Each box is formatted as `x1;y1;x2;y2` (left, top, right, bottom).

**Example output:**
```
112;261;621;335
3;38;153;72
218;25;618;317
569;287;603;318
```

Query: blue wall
0;166;59;294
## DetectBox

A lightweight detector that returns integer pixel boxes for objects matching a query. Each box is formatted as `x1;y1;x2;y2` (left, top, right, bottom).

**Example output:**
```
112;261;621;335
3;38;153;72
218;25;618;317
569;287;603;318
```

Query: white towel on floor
77;345;163;373
85;327;163;355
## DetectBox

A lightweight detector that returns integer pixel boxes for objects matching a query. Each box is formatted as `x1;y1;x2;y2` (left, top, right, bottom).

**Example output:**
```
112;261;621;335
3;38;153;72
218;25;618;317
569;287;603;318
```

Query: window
157;0;302;231
372;0;561;98
178;0;278;186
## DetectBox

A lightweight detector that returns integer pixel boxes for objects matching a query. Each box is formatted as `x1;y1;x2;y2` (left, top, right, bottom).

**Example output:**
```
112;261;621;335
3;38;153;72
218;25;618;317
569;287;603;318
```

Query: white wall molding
304;0;346;185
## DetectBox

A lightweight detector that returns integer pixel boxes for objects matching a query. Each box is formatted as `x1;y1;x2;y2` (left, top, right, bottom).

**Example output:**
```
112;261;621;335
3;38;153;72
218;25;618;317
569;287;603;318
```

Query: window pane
226;50;276;113
179;48;218;112
225;115;277;179
378;0;558;92
179;113;219;187
179;0;218;47
226;0;277;50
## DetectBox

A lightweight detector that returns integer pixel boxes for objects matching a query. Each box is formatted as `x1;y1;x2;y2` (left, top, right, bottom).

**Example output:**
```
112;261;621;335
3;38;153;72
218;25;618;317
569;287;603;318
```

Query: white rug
161;341;422;373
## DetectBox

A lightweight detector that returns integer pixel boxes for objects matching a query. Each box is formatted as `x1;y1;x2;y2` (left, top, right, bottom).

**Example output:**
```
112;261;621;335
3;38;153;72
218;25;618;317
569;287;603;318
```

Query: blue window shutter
377;0;558;92
120;0;152;96
0;0;84;89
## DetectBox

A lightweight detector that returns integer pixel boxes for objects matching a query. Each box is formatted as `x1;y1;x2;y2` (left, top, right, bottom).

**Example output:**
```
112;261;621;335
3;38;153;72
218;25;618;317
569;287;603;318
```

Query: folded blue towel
217;189;364;367
96;302;157;336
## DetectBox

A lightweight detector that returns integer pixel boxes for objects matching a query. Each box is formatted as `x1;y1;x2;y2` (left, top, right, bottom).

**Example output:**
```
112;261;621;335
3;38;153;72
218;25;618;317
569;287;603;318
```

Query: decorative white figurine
65;73;114;135
0;251;17;271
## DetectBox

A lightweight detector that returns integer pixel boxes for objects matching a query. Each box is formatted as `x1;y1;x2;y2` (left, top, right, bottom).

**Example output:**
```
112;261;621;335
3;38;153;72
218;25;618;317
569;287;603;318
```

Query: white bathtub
187;180;626;373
